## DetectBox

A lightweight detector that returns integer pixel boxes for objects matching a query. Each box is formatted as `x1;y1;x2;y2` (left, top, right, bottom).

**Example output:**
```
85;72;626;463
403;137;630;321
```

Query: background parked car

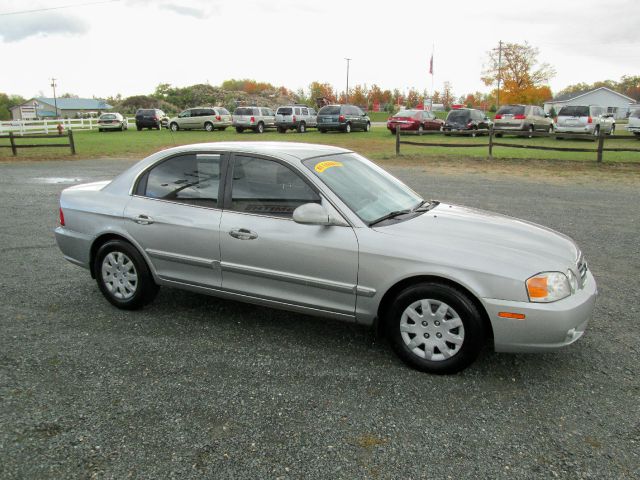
387;109;444;134
555;105;615;138
275;105;317;133
168;107;232;132
317;104;371;133
443;108;490;136
493;104;553;137
135;109;165;130
97;113;128;132
627;109;640;138
232;107;275;133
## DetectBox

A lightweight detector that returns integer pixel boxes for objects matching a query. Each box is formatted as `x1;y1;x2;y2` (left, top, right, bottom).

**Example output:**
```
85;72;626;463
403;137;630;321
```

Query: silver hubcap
400;299;465;361
101;251;138;300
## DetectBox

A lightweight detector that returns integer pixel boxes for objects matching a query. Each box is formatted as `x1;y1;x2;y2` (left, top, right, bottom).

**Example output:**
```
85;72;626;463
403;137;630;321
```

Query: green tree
0;93;26;120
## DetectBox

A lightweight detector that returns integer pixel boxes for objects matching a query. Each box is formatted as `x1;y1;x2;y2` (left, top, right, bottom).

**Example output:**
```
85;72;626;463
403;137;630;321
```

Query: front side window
303;153;423;224
230;156;320;218
179;110;191;118
142;154;221;208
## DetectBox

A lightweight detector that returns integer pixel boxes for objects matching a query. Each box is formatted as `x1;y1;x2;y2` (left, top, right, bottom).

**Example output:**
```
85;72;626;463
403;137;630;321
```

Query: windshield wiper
368;200;439;227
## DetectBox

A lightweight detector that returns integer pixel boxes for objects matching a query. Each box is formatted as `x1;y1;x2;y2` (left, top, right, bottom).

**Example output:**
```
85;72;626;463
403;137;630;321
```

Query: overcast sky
1;0;638;100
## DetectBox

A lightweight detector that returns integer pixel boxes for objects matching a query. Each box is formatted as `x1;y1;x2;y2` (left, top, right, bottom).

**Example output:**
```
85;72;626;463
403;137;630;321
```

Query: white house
544;87;637;119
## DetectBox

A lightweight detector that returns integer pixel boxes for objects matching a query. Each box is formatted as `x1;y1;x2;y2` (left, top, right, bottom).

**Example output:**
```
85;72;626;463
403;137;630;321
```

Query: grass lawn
1;125;640;165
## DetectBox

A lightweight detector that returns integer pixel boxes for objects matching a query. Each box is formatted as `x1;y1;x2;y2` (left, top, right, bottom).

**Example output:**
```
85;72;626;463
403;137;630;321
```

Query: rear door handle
133;214;154;225
229;228;258;240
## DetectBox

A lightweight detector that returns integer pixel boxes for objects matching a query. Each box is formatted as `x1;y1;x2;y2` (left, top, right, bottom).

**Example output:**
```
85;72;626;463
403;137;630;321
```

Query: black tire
219;127;228;131
156;122;161;130
255;122;265;134
319;129;327;133
94;240;159;310
236;127;244;133
386;282;486;374
418;124;424;135
204;122;214;132
277;126;286;134
495;132;503;138
364;122;371;132
470;127;478;138
609;124;615;136
170;122;179;132
527;124;534;138
344;122;352;133
593;126;600;139
297;122;306;133
634;132;640;138
98;128;103;132
136;126;142;131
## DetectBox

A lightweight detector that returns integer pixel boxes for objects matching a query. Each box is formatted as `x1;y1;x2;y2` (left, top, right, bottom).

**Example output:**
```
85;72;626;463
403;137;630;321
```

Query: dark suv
443;108;491;136
317;105;371;133
135;108;165;130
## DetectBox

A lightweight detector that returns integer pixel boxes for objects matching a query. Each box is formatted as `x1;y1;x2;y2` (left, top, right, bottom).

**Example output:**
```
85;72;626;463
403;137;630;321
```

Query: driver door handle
229;228;258;240
133;214;154;225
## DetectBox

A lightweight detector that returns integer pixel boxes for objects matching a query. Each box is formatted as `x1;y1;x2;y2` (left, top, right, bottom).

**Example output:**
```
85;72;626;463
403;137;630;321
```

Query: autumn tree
482;42;555;105
308;82;336;104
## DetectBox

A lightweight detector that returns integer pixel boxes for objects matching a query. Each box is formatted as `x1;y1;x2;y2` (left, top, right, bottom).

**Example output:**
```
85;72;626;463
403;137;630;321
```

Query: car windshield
630;110;640;118
394;110;419;118
446;111;469;121
234;108;255;115
496;105;525;115
558;106;590;117
100;114;116;119
318;106;341;115
277;107;293;115
137;109;154;115
303;153;423;224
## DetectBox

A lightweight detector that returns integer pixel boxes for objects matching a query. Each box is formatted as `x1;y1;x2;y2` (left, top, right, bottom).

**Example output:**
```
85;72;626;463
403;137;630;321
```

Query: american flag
429;54;433;75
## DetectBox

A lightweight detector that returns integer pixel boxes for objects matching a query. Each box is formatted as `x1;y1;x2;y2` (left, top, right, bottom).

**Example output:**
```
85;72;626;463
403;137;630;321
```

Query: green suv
317;104;371;133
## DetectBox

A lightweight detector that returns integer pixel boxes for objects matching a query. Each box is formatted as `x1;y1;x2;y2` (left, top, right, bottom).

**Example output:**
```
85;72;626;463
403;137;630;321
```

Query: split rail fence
0;130;76;156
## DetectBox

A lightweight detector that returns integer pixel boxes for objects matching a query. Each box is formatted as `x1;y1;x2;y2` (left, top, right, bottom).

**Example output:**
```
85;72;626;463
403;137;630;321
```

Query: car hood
373;203;579;274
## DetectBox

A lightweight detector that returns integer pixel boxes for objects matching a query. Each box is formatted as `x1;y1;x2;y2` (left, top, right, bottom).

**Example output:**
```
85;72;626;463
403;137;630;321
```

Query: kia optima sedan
55;142;596;374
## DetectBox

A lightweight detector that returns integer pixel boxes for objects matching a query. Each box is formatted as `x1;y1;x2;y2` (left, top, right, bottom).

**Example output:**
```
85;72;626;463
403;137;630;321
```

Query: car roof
151;142;351;160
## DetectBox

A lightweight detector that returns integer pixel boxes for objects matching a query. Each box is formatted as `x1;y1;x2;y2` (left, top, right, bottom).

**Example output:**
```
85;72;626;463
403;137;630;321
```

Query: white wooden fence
0;117;135;135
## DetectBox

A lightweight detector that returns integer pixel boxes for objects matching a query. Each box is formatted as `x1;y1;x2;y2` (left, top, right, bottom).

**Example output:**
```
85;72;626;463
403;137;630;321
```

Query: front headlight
526;272;571;303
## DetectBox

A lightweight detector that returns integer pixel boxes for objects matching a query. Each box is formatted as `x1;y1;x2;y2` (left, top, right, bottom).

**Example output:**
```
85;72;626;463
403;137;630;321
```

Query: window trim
131;151;229;211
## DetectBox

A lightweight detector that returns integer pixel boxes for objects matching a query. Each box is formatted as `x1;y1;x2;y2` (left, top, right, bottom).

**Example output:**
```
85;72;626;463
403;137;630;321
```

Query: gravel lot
1;157;638;479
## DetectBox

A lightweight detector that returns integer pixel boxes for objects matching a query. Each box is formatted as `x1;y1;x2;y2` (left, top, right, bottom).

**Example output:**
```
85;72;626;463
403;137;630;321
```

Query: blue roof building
10;97;113;120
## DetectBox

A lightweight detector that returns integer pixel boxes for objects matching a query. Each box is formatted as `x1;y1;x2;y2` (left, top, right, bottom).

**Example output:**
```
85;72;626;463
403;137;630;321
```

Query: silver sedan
55;142;597;374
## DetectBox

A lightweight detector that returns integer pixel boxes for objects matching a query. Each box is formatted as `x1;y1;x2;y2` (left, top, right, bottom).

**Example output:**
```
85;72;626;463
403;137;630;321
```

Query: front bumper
483;270;597;352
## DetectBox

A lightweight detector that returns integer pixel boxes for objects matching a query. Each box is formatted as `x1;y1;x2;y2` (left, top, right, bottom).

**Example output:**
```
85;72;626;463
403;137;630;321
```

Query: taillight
494;114;503;119
216;115;221;121
250;116;255;123
59;207;65;226
292;115;296;123
514;114;526;120
587;116;593;124
338;115;345;122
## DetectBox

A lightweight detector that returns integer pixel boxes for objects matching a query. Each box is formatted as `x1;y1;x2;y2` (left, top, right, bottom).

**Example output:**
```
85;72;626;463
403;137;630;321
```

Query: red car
387;109;444;133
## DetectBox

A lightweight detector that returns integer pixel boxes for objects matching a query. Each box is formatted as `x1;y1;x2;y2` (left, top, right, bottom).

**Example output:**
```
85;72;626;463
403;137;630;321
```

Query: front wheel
255;122;265;134
609;124;615;135
386;282;485;374
297;122;306;133
319;129;327;133
94;240;159;310
204;122;214;132
364;122;371;132
344;123;351;133
170;122;179;132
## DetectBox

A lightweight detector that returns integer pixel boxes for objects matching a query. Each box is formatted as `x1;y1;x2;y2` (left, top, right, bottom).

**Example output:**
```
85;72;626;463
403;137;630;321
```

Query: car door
219;153;359;316
124;152;226;288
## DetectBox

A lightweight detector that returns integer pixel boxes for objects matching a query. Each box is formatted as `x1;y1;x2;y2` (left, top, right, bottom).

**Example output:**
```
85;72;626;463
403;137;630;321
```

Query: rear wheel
94;240;159;310
593;126;600;140
418;124;424;135
297;122;306;133
527;124;534;138
255;122;265;133
319;129;327;133
470;126;478;138
345;122;352;133
136;125;142;131
609;124;615;135
204;122;214;132
236;127;244;133
278;126;286;134
386;282;485;374
547;124;554;134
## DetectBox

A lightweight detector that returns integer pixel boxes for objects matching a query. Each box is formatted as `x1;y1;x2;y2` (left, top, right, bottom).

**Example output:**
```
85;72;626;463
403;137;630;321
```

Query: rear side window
234;108;254;115
558;106;590;117
319;106;341;115
217;108;230;115
301;108;308;115
631;110;640;118
496;105;525;116
142;154;222;208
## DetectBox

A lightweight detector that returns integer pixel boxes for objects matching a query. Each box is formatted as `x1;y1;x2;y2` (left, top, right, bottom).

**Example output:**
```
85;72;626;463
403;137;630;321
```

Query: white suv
232;107;276;133
627;109;640;138
555;105;615;137
275;105;318;133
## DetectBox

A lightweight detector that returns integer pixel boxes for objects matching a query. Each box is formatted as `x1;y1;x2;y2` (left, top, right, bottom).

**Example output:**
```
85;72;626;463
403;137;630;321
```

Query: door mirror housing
293;203;338;226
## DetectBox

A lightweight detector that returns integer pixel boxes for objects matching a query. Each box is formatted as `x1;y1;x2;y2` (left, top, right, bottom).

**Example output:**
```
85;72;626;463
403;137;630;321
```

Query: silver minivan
233;107;276;133
275;105;318;133
168;107;232;132
494;104;553;137
555;105;615;137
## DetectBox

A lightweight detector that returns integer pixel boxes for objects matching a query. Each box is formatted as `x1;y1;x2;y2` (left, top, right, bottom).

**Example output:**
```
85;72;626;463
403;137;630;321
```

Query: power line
0;0;120;17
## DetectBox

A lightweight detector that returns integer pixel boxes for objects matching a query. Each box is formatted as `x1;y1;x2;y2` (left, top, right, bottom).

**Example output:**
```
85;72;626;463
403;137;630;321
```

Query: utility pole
496;41;502;109
344;58;351;103
50;77;59;119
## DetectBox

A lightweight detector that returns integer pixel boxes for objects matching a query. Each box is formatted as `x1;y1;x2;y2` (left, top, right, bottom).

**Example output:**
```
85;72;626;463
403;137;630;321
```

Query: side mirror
293;203;336;226
484;116;489;121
